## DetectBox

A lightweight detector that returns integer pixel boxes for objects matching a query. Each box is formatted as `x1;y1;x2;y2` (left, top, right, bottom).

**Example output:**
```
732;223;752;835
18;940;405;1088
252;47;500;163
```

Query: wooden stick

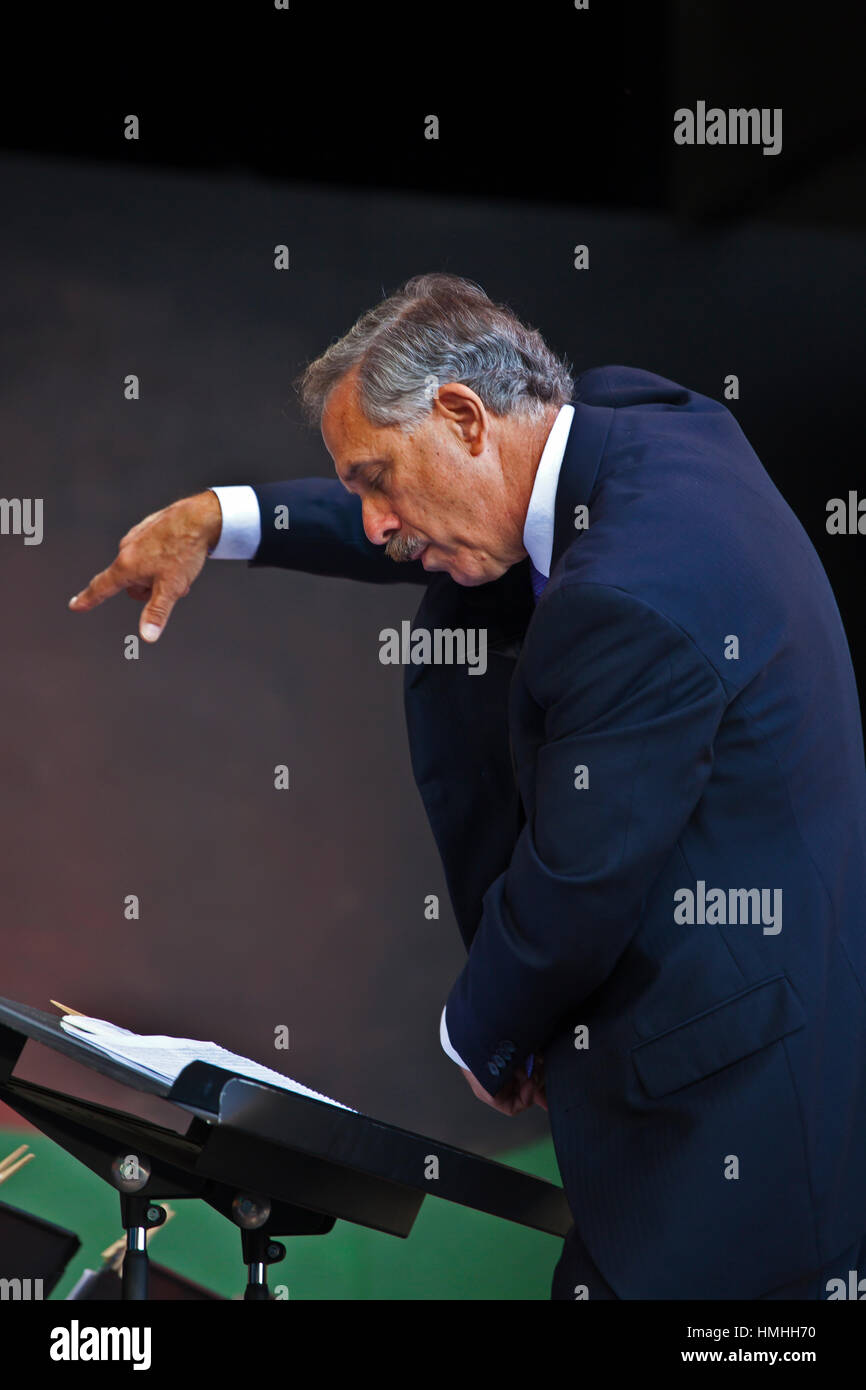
49;1000;85;1016
0;1153;35;1185
0;1144;30;1173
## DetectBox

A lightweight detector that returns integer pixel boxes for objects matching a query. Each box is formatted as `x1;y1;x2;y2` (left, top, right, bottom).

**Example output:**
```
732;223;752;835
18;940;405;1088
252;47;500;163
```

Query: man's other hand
68;490;223;642
460;1058;548;1115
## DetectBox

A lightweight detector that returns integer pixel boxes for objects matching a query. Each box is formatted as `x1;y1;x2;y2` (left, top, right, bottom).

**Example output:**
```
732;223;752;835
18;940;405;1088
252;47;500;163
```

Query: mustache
386;534;427;563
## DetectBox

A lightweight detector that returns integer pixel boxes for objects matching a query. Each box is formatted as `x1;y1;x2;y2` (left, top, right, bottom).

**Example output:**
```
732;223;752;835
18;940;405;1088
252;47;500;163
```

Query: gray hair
295;272;574;431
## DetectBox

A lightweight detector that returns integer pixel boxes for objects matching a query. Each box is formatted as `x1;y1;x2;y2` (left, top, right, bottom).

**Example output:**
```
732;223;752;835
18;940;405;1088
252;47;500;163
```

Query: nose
361;496;401;548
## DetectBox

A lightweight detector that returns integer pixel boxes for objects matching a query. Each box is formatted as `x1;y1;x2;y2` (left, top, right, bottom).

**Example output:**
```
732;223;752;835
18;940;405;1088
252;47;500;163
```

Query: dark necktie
530;560;548;602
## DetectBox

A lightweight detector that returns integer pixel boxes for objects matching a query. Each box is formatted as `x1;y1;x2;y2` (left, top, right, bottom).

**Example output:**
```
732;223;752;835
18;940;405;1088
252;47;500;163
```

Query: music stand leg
119;1195;166;1301
123;1227;149;1301
241;1228;286;1301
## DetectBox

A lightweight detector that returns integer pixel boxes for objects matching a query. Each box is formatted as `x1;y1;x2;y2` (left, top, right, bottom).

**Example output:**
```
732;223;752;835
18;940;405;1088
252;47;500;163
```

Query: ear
435;383;486;454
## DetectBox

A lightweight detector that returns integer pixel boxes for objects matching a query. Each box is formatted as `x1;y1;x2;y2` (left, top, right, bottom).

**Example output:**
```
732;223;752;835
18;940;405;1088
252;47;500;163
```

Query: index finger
69;561;134;611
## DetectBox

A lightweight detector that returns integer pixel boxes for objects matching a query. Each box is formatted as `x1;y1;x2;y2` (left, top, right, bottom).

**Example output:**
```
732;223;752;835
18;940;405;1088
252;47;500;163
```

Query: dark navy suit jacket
247;365;866;1298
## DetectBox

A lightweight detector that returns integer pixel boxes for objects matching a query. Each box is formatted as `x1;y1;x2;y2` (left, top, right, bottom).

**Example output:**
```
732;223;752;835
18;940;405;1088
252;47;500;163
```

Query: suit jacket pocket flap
631;974;805;1099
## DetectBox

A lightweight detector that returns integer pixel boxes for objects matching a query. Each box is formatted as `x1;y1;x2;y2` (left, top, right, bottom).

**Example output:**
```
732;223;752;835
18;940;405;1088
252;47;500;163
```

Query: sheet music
58;1014;356;1111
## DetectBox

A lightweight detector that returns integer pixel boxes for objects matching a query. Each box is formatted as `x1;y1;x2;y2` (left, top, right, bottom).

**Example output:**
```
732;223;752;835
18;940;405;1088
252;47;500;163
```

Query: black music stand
0;998;571;1300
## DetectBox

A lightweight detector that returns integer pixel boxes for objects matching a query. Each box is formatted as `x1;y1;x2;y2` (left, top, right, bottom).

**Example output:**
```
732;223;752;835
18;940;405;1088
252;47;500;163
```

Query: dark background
1;2;863;1154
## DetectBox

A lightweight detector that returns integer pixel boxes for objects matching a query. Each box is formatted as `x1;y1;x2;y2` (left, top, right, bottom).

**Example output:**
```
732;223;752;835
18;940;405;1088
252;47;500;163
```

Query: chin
450;561;503;587
428;547;504;586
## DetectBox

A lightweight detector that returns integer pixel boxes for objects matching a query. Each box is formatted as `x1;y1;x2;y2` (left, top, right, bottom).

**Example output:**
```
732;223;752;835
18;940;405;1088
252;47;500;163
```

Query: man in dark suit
70;274;866;1299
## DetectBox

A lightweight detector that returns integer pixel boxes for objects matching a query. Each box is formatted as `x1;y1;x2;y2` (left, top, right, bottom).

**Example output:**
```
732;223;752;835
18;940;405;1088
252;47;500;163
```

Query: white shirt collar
522;404;575;578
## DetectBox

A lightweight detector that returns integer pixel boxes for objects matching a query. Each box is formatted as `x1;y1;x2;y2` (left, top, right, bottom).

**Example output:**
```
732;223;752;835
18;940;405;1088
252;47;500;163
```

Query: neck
501;403;561;549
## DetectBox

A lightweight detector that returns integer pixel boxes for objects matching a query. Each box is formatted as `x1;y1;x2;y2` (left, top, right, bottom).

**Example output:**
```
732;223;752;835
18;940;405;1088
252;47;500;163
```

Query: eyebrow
342;458;386;485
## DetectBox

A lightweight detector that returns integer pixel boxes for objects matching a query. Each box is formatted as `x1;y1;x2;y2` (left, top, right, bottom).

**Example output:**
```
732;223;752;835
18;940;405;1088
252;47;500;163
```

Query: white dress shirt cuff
207;485;262;559
440;1005;469;1070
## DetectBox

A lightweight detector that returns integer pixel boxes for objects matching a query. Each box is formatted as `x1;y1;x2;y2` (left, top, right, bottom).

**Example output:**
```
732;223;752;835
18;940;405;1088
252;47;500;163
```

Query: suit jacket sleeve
247;478;431;585
443;580;728;1096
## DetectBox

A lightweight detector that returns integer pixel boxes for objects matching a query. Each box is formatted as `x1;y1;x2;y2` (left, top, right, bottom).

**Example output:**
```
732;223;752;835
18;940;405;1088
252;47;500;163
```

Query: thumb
139;581;178;643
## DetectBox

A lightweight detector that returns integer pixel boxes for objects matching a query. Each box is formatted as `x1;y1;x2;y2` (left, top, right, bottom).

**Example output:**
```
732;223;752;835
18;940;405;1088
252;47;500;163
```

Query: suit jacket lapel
550;395;614;578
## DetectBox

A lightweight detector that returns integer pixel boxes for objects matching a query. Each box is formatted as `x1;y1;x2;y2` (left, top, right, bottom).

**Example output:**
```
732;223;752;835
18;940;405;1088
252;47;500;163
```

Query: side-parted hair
296;273;574;431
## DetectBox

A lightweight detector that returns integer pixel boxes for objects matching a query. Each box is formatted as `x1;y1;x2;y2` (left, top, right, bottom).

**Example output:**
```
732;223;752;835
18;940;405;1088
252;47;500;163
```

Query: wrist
188;490;223;551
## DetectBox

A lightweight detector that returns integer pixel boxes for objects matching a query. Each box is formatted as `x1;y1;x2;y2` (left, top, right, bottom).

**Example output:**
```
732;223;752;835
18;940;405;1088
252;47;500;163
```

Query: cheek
402;453;468;532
